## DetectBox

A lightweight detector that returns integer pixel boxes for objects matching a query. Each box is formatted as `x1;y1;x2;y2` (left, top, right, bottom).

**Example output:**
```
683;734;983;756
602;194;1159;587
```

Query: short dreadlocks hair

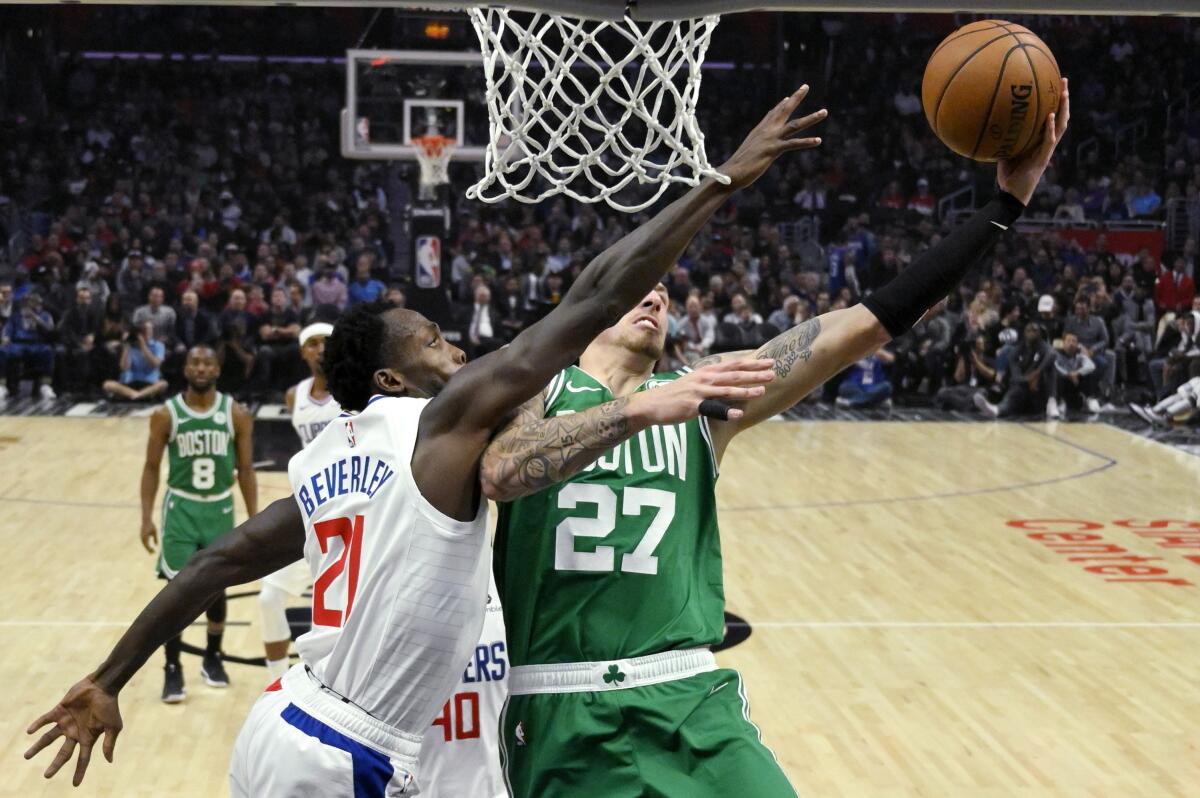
323;300;398;412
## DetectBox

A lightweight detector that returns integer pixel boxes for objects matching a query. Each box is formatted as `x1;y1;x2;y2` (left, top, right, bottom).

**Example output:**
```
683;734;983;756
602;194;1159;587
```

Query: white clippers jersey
291;377;342;446
287;395;491;736
419;571;508;798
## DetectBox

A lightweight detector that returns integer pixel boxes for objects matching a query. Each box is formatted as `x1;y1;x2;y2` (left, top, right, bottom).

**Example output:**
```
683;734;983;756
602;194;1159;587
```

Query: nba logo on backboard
416;236;441;289
345;419;356;448
354;116;370;149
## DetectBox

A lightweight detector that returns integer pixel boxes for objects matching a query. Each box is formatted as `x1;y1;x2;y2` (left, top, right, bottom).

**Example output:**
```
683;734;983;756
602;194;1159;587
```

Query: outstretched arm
703;79;1070;458
414;87;826;515
24;497;305;786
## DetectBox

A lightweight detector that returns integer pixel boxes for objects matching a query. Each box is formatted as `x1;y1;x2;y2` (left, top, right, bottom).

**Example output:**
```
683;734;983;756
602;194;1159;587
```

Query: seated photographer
101;321;168;402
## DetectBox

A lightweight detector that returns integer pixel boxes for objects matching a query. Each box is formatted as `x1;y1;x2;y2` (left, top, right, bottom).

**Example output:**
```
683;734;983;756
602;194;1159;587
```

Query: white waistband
509;649;717;695
280;665;422;764
167;486;233;503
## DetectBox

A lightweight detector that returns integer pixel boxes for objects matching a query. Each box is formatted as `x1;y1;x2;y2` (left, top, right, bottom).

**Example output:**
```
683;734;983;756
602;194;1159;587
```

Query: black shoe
201;655;230;688
162;663;186;704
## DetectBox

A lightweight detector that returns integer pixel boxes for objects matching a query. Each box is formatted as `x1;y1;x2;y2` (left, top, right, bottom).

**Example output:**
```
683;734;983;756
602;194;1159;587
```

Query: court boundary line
1101;420;1200;461
719;422;1117;512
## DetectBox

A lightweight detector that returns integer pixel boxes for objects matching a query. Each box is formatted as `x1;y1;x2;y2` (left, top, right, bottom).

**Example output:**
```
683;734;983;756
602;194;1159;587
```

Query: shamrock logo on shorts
603;664;626;685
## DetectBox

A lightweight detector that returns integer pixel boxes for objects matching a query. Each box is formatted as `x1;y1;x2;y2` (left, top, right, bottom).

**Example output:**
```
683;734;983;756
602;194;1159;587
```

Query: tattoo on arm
757;317;822;378
483;397;632;498
690;353;725;368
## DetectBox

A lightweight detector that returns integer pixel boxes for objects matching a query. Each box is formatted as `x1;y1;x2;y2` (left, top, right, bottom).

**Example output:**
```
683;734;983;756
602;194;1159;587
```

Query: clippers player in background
484;84;1068;797
419;573;508;798
259;322;341;681
138;345;257;703
24;89;824;794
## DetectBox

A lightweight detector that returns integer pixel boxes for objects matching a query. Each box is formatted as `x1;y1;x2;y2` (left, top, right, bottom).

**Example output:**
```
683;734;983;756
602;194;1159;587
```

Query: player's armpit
705;304;889;458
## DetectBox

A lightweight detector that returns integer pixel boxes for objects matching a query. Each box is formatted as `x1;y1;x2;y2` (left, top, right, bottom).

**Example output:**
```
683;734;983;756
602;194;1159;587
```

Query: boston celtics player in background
483;82;1069;796
140;344;257;702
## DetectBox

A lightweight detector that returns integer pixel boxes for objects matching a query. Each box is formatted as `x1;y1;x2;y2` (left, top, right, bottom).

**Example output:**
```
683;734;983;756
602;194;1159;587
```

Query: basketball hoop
465;9;728;213
411;134;456;200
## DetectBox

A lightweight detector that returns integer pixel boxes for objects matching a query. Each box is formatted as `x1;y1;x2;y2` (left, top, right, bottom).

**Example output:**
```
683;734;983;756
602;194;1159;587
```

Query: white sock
266;657;290;680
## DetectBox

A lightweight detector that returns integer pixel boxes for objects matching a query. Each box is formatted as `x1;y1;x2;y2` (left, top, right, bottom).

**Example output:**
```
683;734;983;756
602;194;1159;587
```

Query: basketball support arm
703;190;1025;440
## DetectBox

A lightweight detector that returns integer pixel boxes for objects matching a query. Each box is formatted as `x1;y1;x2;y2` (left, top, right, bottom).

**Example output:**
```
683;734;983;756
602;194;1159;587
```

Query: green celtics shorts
157;489;235;579
500;653;797;798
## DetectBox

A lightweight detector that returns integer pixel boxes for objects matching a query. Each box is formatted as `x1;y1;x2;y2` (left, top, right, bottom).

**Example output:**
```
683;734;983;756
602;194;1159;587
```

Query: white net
412;134;455;200
465;9;727;213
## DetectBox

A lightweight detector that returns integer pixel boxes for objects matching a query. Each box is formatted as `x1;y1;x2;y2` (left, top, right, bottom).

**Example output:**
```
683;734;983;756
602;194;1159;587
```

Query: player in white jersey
25;95;813;795
259;322;342;681
272;323;509;794
290;324;342;447
419;572;508;798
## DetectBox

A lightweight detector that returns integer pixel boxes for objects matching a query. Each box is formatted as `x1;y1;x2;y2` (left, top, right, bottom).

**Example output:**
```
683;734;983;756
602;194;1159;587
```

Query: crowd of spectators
3;12;1200;420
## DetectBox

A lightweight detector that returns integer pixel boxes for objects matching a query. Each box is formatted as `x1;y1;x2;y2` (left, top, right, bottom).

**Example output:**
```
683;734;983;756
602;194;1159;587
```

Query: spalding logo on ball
922;19;1061;162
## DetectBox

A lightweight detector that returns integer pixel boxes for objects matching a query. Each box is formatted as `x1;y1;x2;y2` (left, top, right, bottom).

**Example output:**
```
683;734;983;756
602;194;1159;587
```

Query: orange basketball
921;20;1061;162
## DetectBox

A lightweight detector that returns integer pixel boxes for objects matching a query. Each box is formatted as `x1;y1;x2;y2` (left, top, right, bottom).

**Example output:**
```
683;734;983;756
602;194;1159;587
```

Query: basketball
921;20;1061;162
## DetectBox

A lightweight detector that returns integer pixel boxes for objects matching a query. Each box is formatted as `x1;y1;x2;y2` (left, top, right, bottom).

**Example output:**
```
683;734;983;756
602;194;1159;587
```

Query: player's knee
258;584;292;644
258;583;286;613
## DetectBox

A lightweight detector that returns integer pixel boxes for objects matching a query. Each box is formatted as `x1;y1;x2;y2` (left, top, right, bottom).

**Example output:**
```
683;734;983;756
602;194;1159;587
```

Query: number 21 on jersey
555;484;675;575
312;515;365;627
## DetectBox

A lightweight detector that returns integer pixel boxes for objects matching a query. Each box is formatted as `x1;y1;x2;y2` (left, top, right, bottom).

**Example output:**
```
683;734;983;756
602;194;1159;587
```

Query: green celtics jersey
495;365;724;667
164;392;238;499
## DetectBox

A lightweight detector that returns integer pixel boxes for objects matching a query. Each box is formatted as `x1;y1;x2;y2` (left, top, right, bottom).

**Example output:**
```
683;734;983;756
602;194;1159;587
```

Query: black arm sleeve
862;191;1025;338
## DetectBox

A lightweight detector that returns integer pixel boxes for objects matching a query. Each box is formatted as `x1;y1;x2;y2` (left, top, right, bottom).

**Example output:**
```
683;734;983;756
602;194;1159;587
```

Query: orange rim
411;135;456;158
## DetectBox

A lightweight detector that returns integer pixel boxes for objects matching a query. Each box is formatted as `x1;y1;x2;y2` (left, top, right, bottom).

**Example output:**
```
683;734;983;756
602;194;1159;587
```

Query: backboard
341;49;487;162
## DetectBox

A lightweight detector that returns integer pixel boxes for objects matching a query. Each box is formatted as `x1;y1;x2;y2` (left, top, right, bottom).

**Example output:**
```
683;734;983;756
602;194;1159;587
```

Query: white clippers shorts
230;666;420;797
261;558;312;597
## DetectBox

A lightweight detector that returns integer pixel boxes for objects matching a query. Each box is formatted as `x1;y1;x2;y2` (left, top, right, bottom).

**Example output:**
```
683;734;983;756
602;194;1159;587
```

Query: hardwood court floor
1;416;1197;796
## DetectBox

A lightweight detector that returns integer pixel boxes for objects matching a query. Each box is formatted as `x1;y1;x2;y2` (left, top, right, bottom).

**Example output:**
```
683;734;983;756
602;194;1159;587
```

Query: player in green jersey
484;84;1071;796
139;345;257;703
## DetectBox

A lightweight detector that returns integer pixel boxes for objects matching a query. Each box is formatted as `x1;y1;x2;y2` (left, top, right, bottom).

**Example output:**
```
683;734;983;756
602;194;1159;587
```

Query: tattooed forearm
690;353;724;368
757;317;821;378
481;396;634;500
